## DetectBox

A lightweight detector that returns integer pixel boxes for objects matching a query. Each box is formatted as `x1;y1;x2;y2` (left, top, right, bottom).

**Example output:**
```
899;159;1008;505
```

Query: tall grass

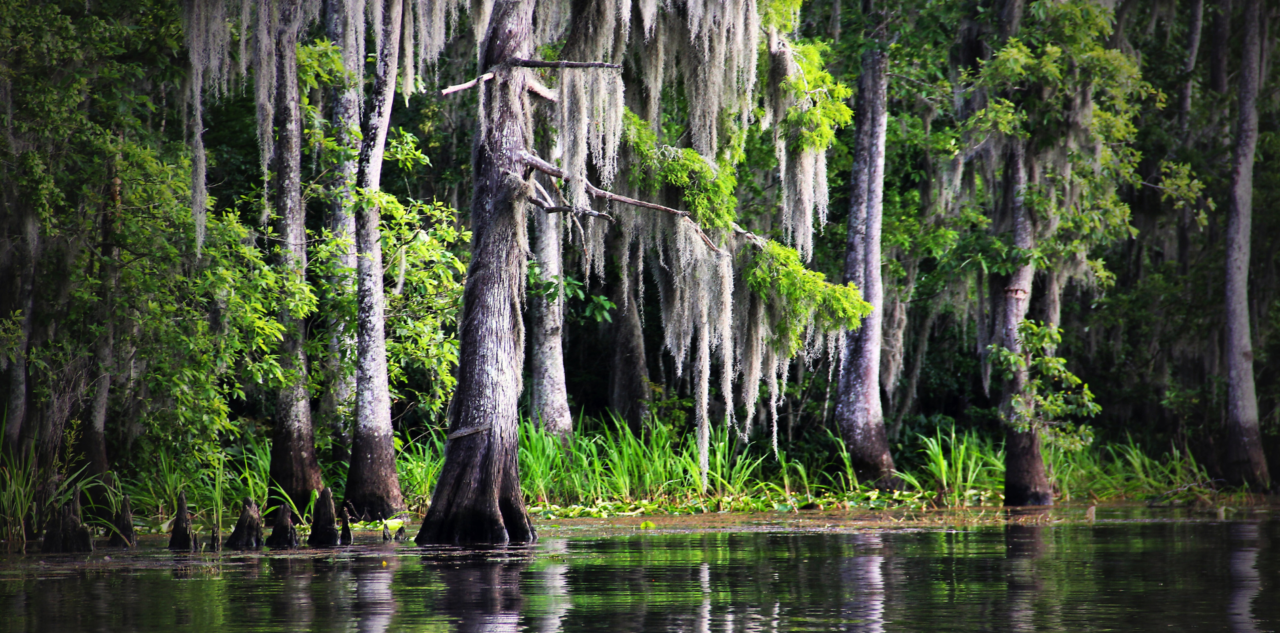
397;429;446;515
92;418;1226;528
918;427;1005;507
1;447;38;550
518;416;698;504
1048;437;1213;501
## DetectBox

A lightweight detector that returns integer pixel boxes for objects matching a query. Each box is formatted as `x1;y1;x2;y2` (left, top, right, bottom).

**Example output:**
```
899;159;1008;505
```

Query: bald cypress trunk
1209;0;1234;96
1;201;37;453
1001;142;1052;507
1223;0;1271;490
268;0;323;515
317;0;363;455
528;207;573;438
834;44;897;487
345;0;406;520
608;246;649;433
1177;0;1205;135
84;173;121;480
415;0;537;546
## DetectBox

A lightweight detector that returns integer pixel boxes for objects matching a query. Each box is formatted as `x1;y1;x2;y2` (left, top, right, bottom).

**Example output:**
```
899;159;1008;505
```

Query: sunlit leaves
743;241;871;355
987;321;1099;451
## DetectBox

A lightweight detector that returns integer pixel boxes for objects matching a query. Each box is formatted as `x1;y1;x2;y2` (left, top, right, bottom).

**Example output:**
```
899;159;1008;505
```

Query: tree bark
834;45;897;488
1001;142;1053;507
1178;0;1205;135
1223;0;1271;490
84;172;121;481
608;240;649;433
1209;0;1234;96
346;0;407;520
415;0;537;546
1;202;37;453
268;0;323;516
317;0;363;456
528;203;573;438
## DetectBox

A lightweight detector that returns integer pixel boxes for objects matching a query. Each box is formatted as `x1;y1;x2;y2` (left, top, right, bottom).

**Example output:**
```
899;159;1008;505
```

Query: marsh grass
93;417;1231;531
918;427;1005;507
1048;437;1215;502
1;446;38;550
397;428;445;515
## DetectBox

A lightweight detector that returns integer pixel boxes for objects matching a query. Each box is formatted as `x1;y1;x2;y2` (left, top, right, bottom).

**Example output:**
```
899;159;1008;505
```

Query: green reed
918;426;1006;507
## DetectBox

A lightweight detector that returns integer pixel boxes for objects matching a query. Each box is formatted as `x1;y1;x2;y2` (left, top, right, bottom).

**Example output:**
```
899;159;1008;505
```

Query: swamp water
2;507;1277;632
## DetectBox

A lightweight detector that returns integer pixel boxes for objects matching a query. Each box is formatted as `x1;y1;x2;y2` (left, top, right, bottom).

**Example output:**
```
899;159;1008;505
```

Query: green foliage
743;241;872;354
778;41;853;153
1047;439;1215;503
373;194;468;416
0;445;39;551
622;110;739;229
397;430;447;516
527;263;616;324
988;321;1099;450
759;0;804;31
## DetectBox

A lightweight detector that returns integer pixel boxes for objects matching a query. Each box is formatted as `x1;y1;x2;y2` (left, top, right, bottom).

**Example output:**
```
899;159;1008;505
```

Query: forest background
2;0;1278;545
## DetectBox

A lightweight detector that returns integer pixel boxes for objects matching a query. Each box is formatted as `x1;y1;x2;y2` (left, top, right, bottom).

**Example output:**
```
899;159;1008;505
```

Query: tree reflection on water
0;516;1277;632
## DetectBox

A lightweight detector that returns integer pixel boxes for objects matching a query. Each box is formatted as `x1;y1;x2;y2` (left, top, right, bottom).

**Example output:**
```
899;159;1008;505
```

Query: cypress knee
108;494;136;548
308;487;341;547
168;491;195;551
224;498;265;550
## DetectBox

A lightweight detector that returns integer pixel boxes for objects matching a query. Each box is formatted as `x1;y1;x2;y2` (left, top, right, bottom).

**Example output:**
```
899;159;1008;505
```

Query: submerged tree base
42;491;93;554
414;431;536;546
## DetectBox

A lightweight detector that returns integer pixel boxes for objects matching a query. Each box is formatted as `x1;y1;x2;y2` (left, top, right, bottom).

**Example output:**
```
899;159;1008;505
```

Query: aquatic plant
918;426;1005;507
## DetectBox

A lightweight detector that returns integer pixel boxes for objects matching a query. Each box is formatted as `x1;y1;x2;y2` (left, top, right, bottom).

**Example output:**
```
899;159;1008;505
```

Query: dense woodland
1;0;1277;548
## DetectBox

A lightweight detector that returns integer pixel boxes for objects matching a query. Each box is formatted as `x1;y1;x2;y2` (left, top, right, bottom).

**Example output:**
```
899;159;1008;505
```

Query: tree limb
510;59;622;70
527;78;558;102
441;72;494;96
518;151;723;254
527;195;615;221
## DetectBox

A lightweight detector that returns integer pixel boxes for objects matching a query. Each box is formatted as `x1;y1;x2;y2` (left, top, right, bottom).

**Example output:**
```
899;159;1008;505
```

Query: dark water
2;513;1278;632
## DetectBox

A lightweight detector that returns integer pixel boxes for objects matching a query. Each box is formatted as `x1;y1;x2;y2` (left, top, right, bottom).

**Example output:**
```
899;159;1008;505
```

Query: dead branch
510;59;622;70
441;72;494;96
527;78;558;102
518;151;723;254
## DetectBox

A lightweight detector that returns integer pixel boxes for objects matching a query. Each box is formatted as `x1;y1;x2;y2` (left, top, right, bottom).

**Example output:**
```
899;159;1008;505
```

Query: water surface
2;508;1276;632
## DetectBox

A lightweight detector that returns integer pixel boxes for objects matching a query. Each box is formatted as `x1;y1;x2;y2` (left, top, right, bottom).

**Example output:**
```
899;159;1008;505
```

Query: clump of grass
1;446;38;551
1048;437;1214;502
397;429;445;515
918;426;1005;507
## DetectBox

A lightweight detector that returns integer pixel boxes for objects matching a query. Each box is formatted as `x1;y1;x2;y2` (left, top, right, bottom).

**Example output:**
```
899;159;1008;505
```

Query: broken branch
441;72;494;96
527;78;558;102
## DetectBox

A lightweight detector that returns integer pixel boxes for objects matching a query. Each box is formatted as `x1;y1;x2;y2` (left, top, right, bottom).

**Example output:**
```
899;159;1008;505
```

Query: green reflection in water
1;516;1277;632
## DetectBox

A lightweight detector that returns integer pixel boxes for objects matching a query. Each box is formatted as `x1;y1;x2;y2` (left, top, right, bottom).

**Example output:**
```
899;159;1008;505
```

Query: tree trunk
1001;142;1053;507
1178;0;1205;135
834;45;897;488
268;0;323;515
346;0;407;520
608;240;649;433
1223;0;1271;490
415;0;537;546
84;173;121;480
1209;0;1234;96
528;202;573;438
1;202;37;453
317;0;363;456
888;301;939;440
